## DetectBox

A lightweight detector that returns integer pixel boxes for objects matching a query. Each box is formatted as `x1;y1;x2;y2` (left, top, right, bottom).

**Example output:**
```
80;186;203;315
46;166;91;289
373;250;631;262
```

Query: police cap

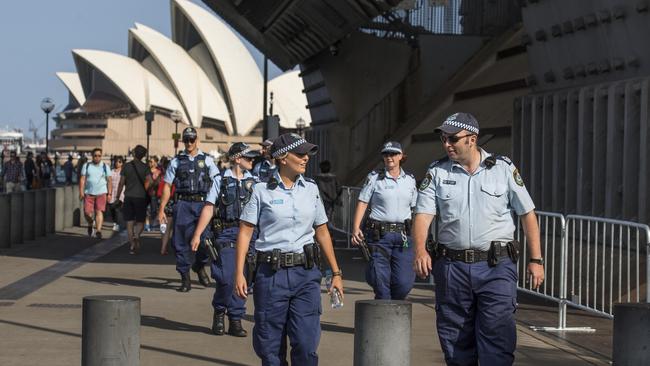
435;112;480;135
182;127;198;140
228;142;260;159
271;133;318;158
381;141;403;154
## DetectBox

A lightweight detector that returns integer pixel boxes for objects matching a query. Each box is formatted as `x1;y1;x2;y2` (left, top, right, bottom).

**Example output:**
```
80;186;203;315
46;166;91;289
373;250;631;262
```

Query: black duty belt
177;194;205;202
221;220;239;229
366;219;406;233
257;251;307;268
217;242;236;250
438;243;510;264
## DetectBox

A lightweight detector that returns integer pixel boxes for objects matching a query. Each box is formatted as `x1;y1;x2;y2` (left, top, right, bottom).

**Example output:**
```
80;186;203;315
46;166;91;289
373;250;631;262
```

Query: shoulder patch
496;155;512;165
419;173;433;191
304;177;316;184
513;168;524;187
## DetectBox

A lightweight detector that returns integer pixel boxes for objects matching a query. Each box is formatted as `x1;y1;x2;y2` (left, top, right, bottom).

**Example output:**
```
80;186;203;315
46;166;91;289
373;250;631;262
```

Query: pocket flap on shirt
481;183;506;197
436;185;459;200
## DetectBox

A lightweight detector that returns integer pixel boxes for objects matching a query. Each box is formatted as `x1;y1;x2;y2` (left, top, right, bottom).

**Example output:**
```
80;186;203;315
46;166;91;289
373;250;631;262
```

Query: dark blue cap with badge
271;133;318;158
381;141;403;154
435;112;480;135
182;127;198;140
228;142;260;159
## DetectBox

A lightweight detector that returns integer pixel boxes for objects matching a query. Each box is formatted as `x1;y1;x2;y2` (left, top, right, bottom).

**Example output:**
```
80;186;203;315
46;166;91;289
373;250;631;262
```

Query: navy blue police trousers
366;231;415;300
433;256;517;366
253;263;322;366
171;200;209;275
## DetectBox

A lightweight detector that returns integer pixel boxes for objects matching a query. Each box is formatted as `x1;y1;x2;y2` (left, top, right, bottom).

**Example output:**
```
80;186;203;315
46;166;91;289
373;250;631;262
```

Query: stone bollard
354;300;411;366
55;187;65;231
64;186;73;228
10;191;24;245
22;190;36;241
613;303;650;366
82;296;140;366
46;188;56;234
0;194;10;248
34;189;46;238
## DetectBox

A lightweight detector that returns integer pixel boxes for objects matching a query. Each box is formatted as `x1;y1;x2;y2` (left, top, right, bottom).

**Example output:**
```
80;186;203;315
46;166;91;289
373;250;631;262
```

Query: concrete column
73;185;82;227
0;194;10;248
10;192;24;245
354;300;411;366
22;191;35;241
613;303;650;366
34;189;46;238
46;188;56;233
82;296;140;366
64;186;73;228
55;187;65;231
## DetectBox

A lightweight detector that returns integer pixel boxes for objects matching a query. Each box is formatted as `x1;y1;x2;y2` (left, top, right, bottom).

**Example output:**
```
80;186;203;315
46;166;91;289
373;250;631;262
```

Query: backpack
84;162;109;179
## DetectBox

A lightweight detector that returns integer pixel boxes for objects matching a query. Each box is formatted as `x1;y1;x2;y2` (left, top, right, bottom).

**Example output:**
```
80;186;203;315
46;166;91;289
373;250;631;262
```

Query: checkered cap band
231;147;251;159
443;119;479;134
272;138;307;158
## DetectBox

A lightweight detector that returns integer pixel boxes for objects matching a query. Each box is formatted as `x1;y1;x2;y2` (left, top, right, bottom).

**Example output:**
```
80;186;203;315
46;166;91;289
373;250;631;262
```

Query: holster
304;244;315;269
211;218;224;235
487;241;501;267
271;249;282;271
245;252;256;286
358;240;371;262
507;240;520;263
426;237;438;261
404;219;412;236
203;237;219;262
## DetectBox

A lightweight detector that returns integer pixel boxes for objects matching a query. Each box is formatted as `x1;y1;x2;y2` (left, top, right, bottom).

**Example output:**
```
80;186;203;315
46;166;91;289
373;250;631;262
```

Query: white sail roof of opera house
56;72;86;106
71;49;188;122
171;0;263;136
269;70;311;129
129;22;232;133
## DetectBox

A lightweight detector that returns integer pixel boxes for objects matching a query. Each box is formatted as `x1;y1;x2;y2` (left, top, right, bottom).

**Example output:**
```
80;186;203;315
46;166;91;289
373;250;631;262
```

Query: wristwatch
529;258;544;265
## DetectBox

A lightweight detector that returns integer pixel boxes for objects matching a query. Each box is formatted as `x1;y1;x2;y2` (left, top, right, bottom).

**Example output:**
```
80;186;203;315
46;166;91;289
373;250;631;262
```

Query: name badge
270;199;284;205
442;180;456;185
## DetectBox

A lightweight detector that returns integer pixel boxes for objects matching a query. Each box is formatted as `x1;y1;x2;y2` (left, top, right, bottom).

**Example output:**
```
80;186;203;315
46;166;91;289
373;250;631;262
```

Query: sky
0;0;282;138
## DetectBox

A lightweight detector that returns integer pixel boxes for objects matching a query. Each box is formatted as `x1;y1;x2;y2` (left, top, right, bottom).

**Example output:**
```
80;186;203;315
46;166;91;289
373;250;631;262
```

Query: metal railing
329;187;650;331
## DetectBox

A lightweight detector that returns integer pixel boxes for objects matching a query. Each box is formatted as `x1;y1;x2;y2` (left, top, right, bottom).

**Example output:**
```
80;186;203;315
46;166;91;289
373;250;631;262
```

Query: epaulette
304;177;316;184
428;156;449;169
496;155;512;165
374;169;386;180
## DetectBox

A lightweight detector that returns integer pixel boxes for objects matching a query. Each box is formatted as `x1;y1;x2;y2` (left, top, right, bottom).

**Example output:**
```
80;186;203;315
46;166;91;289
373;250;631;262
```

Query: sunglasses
241;156;253;161
440;133;475;144
183;138;197;144
382;152;399;157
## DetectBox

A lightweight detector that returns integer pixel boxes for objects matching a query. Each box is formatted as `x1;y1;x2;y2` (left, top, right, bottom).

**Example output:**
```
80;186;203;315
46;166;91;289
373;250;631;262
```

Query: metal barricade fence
330;186;361;249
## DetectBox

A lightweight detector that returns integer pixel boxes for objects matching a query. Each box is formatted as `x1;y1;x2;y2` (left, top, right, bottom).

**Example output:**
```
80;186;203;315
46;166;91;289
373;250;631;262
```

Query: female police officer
234;133;344;366
350;141;417;300
191;142;259;337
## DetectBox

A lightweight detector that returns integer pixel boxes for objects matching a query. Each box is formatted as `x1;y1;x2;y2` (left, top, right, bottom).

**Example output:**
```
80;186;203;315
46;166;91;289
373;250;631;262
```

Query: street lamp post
40;98;55;154
170;110;182;155
145;111;154;161
295;117;306;137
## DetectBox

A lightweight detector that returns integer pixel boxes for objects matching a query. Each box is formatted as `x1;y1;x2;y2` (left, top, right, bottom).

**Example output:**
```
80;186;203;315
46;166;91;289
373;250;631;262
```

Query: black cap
182;127;198;139
228;142;260;159
381;141;403;154
270;133;318;158
435;112;480;135
260;139;274;147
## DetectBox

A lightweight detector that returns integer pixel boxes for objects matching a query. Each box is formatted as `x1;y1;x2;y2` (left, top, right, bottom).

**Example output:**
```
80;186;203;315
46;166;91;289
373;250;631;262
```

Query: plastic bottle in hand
324;269;343;309
159;223;167;234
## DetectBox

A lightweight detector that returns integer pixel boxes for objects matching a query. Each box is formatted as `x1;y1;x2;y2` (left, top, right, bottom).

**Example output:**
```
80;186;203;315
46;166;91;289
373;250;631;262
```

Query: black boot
193;265;211;287
177;273;191;292
228;318;248;337
212;310;225;335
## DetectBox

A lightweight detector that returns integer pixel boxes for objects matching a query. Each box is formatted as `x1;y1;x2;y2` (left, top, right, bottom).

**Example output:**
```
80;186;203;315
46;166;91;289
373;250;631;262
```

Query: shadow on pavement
141;314;212;334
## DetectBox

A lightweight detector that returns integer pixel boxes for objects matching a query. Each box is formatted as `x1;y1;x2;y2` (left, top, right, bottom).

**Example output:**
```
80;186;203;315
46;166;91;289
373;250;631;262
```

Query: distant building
53;0;310;157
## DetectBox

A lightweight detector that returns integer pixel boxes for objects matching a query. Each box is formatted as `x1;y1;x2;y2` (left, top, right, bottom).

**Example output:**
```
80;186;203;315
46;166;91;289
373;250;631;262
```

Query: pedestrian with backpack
116;145;151;254
79;148;112;239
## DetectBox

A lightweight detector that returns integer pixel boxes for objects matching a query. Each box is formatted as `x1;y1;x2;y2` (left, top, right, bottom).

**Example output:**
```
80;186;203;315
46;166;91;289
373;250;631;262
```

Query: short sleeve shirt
205;168;252;205
121;160;151;198
358;168;417;222
240;171;328;252
415;148;535;251
81;162;110;195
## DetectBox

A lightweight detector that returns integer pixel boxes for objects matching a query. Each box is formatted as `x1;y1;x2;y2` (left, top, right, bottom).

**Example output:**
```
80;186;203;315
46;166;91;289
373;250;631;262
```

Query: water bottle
159;223;167;234
324;269;343;309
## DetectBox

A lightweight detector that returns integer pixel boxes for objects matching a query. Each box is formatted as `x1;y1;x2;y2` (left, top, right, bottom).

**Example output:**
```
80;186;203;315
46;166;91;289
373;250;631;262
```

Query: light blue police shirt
415;148;535;251
164;149;220;185
205;168;253;205
358;168;417;223
240;170;328;253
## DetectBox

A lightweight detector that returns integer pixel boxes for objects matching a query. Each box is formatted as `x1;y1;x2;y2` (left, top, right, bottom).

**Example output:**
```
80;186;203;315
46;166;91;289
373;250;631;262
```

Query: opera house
52;0;309;157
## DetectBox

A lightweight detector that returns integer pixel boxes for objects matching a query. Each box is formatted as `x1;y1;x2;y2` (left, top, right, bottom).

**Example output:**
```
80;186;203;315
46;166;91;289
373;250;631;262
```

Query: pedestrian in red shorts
79;148;112;239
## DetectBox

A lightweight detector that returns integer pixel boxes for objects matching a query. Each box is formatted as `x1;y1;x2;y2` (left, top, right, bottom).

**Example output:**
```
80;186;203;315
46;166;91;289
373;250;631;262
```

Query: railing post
347;187;352;249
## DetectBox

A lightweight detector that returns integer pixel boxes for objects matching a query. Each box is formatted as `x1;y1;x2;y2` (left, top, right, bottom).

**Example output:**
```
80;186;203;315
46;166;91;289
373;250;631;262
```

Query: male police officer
412;113;545;366
252;139;277;182
158;127;220;292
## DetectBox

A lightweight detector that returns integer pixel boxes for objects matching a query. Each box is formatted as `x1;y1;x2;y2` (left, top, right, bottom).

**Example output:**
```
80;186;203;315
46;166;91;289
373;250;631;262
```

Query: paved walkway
0;226;611;365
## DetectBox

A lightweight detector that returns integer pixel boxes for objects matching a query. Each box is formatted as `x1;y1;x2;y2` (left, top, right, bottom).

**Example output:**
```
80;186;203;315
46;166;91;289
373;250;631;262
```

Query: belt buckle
283;253;294;267
465;250;475;263
389;224;396;231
